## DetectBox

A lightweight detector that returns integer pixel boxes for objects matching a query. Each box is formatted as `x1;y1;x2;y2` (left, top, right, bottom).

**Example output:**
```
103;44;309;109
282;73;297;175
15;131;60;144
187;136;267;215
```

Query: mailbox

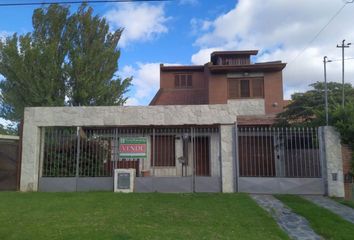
114;169;136;193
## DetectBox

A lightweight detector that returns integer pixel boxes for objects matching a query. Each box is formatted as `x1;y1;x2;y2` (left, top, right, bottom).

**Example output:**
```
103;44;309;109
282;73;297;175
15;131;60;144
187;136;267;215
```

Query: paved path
251;194;322;240
303;195;354;224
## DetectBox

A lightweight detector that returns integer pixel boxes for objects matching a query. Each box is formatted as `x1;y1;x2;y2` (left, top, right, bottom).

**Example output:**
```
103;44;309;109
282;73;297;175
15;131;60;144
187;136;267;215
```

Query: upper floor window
217;57;250;65
175;74;192;88
228;78;264;99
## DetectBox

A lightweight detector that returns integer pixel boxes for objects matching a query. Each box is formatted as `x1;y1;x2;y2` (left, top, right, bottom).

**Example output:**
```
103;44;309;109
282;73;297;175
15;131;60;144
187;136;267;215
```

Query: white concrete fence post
319;126;345;197
220;124;235;193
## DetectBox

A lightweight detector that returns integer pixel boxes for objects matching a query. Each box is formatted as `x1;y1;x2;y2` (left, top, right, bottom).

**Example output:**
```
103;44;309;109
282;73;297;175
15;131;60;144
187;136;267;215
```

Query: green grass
0;192;288;240
332;198;354;209
276;195;354;240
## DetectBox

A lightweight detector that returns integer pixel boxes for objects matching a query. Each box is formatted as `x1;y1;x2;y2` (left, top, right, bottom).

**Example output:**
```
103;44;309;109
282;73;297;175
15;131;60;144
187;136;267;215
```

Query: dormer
210;50;258;66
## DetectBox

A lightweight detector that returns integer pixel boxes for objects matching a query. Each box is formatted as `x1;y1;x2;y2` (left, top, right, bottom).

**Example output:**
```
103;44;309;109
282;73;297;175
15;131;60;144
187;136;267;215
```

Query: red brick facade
150;50;287;120
342;144;353;200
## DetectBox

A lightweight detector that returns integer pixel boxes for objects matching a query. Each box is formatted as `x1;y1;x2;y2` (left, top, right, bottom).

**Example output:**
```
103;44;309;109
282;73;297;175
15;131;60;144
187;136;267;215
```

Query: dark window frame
174;73;193;88
228;77;264;99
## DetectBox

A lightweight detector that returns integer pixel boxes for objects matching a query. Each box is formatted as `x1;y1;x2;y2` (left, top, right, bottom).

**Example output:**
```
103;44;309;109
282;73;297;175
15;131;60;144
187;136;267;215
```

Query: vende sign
119;137;147;158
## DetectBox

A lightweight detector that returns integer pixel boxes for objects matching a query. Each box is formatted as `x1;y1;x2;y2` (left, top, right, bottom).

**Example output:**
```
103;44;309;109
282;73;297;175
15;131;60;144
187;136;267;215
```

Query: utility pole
336;39;351;107
323;56;332;126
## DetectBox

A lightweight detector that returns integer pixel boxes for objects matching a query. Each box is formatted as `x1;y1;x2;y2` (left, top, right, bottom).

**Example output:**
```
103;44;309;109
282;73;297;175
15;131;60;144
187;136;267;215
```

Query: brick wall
342;144;353;200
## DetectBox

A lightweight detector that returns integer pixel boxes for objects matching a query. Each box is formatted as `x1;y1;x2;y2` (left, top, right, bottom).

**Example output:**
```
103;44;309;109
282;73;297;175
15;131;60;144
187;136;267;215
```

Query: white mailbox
114;168;136;193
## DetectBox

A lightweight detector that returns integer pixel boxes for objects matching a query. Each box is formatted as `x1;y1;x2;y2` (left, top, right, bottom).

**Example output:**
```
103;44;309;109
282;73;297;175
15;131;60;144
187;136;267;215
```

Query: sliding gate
236;127;324;194
38;126;221;192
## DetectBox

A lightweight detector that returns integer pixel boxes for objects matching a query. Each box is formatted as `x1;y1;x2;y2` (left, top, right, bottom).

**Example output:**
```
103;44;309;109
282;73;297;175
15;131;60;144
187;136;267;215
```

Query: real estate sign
119;137;147;159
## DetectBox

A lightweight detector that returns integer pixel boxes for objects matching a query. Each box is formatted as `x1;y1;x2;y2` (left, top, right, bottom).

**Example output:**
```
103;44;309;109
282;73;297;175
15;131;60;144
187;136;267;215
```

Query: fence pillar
20;111;41;191
319;126;345;197
220;124;235;193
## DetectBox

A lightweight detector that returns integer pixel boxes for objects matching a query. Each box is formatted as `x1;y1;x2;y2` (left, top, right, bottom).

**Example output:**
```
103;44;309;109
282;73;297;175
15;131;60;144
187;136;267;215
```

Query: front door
195;136;210;176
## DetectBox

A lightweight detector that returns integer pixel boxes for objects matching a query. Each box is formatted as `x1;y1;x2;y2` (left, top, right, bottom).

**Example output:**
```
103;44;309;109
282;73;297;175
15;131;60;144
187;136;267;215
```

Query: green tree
275;81;354;127
0;3;131;126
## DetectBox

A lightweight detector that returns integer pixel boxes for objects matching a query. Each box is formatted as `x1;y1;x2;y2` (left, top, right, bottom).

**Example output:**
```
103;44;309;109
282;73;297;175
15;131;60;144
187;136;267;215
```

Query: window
174;75;180;87
187;74;192;87
228;79;240;98
220;57;250;65
240;80;250;97
151;136;176;167
175;74;193;88
252;78;264;97
181;75;186;87
228;78;264;99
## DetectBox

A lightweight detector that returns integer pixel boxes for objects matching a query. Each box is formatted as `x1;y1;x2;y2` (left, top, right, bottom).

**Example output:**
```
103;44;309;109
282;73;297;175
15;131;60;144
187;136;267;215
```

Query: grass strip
0;192;288;240
276;195;354;240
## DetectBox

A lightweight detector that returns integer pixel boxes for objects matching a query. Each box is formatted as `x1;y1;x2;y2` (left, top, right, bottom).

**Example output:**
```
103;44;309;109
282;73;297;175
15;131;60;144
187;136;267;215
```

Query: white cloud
191;0;354;99
125;97;140;106
105;3;169;47
0;31;12;42
121;63;161;105
191;47;223;65
190;18;212;36
121;62;182;105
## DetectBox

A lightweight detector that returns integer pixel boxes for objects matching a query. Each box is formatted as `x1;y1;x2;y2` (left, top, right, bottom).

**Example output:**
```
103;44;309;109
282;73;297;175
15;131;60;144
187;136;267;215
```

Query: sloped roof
150;88;208;105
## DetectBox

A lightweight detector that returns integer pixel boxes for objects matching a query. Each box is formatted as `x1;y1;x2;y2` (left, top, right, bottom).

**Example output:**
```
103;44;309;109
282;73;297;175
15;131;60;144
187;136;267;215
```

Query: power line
0;0;170;7
330;57;354;62
288;1;352;65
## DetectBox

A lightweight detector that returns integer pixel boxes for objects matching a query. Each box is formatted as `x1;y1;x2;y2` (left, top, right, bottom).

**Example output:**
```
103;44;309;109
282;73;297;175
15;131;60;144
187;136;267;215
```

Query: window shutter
174;75;180;87
252;78;264;97
187;74;192;87
228;79;240;98
240;80;250;97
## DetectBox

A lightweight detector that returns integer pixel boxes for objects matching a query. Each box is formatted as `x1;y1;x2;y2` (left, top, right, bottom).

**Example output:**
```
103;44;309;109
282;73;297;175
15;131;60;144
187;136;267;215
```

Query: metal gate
38;126;221;192
235;127;324;194
0;137;19;191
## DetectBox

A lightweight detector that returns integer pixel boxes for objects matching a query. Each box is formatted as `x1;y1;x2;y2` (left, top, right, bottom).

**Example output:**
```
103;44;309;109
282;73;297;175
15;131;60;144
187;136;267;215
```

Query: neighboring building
150;50;287;125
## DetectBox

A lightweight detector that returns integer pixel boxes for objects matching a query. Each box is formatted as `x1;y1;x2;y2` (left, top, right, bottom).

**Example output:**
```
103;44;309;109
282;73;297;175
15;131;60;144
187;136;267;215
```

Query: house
150;50;287;125
19;50;344;197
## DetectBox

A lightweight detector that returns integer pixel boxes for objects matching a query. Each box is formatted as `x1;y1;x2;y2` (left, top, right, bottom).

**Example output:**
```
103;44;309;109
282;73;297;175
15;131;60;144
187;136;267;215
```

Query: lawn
0;192;288;240
333;198;354;209
276;195;354;240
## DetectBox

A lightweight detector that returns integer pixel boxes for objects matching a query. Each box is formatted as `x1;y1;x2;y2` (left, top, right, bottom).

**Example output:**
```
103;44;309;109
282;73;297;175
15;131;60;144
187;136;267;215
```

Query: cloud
190;18;212;36
121;62;182;106
105;3;169;47
191;47;223;65
125;97;140;106
0;31;12;42
121;63;161;105
191;0;354;99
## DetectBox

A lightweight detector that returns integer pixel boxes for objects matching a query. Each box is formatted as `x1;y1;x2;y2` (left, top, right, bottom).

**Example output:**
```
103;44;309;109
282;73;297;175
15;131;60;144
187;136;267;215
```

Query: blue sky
1;0;354;107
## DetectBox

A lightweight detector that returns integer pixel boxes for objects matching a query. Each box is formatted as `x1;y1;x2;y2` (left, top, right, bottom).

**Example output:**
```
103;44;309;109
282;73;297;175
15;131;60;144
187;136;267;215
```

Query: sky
1;0;354;107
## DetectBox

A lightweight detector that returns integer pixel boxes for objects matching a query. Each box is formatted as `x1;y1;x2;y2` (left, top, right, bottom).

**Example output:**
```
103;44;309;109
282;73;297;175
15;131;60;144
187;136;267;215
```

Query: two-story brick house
150;50;287;125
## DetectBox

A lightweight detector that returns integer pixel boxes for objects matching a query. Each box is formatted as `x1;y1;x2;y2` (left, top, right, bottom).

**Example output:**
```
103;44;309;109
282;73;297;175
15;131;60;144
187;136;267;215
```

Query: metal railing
237;127;321;178
41;126;220;178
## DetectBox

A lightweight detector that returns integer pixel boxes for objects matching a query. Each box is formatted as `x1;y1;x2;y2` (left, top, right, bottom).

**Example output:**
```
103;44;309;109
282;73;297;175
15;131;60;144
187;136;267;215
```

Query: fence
38;125;325;194
0;136;20;191
39;126;221;192
236;127;324;194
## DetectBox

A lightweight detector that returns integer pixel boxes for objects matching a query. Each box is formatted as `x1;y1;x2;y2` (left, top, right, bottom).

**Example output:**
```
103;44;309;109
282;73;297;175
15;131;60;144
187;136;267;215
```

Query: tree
0;4;131;126
275;81;354;127
276;82;354;173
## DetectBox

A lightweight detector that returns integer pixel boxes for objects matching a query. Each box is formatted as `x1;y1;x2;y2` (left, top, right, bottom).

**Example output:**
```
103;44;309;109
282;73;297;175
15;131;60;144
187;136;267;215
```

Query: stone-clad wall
24;99;265;127
319;126;345;197
21;100;265;192
220;125;235;192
